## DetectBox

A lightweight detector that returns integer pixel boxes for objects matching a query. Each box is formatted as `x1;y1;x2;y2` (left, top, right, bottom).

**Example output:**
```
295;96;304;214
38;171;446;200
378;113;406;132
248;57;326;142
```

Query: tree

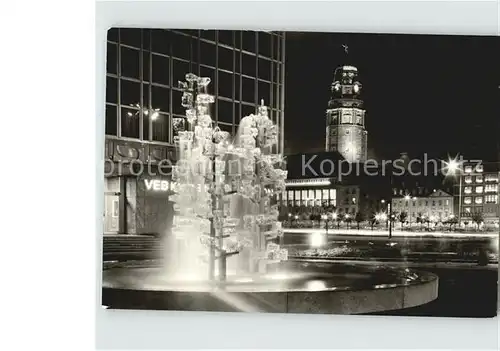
471;212;484;230
397;211;408;229
354;212;365;230
337;213;345;229
345;214;353;229
308;213;315;226
369;212;377;231
447;216;458;230
278;213;288;222
309;213;321;227
416;212;423;228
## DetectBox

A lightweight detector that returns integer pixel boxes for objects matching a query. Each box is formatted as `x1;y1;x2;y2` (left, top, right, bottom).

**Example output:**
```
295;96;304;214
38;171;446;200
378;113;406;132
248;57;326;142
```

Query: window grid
105;29;284;151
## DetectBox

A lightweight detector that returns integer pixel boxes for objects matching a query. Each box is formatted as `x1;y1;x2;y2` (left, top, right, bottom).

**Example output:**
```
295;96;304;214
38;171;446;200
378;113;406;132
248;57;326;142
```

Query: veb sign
144;179;169;191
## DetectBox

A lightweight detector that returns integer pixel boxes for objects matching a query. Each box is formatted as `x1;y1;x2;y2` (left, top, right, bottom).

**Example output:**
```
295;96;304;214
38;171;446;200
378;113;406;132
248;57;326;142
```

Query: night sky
284;32;500;162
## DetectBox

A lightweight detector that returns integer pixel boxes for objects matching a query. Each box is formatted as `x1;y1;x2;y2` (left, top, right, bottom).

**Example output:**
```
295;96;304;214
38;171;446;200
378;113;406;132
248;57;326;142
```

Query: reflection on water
306;280;327;291
287;235;499;261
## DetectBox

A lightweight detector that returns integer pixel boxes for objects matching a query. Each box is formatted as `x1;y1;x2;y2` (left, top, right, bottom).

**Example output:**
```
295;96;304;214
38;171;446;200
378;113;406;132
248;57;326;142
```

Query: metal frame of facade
105;29;285;154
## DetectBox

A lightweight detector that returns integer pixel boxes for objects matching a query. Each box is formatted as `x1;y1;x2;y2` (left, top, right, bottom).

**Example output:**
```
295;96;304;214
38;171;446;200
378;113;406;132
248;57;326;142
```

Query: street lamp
332;212;338;229
446;157;463;226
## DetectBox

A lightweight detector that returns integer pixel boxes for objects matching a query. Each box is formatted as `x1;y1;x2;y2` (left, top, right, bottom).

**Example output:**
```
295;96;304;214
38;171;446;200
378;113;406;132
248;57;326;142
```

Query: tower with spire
325;46;368;163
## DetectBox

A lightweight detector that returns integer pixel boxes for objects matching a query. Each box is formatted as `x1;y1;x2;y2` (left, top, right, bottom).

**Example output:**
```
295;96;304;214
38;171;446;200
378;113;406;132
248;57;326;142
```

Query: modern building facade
325;65;367;163
104;28;286;234
456;161;499;226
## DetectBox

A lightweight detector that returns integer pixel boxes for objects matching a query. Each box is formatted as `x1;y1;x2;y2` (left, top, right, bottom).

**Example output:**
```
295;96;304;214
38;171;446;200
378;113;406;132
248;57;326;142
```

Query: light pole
321;214;328;242
380;213;387;228
447;158;463;227
332;212;338;229
388;202;393;239
404;195;410;229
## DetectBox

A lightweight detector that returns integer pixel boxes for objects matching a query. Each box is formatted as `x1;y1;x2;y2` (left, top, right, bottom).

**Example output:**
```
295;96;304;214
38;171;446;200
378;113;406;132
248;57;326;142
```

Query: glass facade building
105;28;285;153
103;28;285;235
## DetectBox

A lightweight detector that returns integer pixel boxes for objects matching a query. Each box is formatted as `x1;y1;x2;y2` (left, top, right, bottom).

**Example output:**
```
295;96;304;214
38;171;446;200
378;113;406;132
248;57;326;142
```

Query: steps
102;235;163;262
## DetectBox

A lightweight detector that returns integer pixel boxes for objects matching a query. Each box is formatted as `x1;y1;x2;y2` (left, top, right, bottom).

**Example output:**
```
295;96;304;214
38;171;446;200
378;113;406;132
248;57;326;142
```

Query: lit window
464;197;472;204
485;184;498;192
476;164;484;173
476;175;483;183
308;190;314;200
475;186;483;194
485;195;498;204
322;189;329;201
464;186;472;194
329;189;336;201
464;166;472;173
445;199;449;206
301;190;307;200
464;176;472;184
485;174;499;182
475;196;483;204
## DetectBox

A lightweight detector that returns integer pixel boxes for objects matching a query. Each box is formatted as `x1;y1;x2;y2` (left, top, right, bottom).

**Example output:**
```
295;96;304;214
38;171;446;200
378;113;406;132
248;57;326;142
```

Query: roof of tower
341;65;357;71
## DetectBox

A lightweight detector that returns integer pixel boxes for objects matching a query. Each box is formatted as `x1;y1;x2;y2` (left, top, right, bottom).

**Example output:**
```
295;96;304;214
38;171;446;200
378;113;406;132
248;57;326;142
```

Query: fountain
102;73;438;314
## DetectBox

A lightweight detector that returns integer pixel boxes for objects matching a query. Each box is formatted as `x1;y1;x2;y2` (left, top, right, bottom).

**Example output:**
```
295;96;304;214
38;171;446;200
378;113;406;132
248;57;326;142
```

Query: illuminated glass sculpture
170;73;288;282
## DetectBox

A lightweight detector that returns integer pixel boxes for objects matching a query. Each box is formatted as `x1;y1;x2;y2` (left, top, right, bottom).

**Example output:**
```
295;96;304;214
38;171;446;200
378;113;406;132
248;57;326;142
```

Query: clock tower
325;65;368;163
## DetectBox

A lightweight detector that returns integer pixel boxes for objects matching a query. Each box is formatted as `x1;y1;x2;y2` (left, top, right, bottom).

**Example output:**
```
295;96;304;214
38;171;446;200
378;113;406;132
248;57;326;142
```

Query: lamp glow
310;233;324;248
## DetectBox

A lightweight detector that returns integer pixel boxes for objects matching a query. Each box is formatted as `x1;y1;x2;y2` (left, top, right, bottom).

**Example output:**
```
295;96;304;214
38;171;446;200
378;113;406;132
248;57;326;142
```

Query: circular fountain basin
102;261;438;314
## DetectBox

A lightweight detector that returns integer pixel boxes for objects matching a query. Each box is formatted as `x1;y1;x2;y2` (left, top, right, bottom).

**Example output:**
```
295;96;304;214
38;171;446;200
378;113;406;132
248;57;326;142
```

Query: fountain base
102;261;438;314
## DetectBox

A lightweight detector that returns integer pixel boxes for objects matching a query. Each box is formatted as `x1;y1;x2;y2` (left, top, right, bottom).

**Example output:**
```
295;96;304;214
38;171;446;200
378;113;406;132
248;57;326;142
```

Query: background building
104;28;286;234
457;161;499;226
281;63;381;219
325;65;367;163
280;151;390;218
391;190;454;226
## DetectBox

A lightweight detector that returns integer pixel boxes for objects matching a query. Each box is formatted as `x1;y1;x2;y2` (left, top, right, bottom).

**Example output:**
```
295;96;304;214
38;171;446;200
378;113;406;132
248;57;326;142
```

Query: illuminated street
284;227;499;239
